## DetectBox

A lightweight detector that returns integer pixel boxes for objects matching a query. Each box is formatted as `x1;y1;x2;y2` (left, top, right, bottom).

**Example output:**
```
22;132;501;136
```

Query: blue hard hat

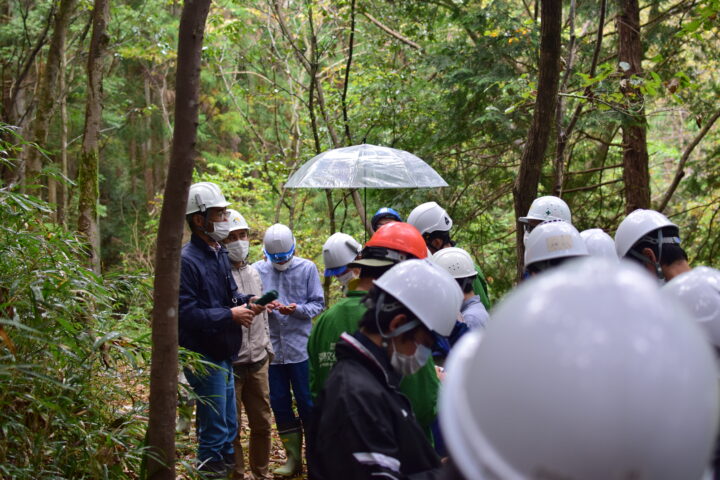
371;207;402;231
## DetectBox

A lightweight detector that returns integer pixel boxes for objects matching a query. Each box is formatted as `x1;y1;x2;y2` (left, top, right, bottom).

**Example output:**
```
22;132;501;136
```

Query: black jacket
308;331;442;480
178;234;251;362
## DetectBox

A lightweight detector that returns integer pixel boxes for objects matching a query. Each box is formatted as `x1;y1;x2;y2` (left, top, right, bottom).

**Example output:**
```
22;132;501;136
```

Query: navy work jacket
179;234;252;362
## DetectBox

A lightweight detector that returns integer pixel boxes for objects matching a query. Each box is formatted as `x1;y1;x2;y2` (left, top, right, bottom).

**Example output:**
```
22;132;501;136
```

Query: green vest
473;263;492;309
307;290;440;439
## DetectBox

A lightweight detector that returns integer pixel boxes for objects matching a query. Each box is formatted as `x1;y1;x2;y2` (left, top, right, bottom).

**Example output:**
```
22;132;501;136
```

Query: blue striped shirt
253;257;325;364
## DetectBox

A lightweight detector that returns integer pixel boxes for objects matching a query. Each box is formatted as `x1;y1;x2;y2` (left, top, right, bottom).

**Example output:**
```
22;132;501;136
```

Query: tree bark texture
617;0;650;214
57;54;69;225
26;0;78;187
77;0;109;274
512;0;562;281
146;0;212;477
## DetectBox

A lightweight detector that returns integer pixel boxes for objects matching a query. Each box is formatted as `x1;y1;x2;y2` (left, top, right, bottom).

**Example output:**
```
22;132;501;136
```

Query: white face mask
272;256;293;271
226;240;249;263
523;229;530;246
390;340;432;376
207;221;230;242
337;269;358;287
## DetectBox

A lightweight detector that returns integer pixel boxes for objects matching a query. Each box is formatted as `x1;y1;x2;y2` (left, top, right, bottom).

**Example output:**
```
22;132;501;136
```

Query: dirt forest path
177;408;307;479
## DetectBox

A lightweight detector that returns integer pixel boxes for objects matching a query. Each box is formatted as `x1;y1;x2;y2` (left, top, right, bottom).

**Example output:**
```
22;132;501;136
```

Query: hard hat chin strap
458;276;474;292
372;291;419;347
628;230;681;281
627;248;664;281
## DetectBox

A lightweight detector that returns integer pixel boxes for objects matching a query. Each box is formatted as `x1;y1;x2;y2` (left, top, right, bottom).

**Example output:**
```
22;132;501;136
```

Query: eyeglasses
206;209;229;221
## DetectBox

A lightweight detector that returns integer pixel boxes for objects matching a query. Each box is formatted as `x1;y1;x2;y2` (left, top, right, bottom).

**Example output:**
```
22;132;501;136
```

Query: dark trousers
268;360;313;432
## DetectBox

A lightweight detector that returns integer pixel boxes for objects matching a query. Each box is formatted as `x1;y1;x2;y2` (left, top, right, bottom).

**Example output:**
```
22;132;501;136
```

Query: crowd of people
179;182;720;480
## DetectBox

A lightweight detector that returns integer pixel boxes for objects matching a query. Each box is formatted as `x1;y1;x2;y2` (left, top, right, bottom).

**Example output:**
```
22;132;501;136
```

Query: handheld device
250;290;279;306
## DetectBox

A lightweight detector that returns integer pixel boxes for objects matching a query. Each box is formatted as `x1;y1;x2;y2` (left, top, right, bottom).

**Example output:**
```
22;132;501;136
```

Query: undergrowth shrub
0;188;150;479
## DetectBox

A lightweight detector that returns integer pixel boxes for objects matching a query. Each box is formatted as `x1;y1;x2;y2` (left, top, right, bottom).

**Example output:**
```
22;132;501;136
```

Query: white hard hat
373;259;462;336
263;224;295;262
524;220;588;269
432;247;476;279
664;266;720;347
186;182;231;215
615;209;678;258
580;228;618;262
406;201;453;234
518;195;571;224
441;258;719;480
226;209;249;232
322;232;361;272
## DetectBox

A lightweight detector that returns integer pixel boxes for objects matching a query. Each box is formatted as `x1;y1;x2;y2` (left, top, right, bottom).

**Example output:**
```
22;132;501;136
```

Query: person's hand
247;302;266;316
231;306;254;327
435;365;446;382
266;300;282;312
278;303;297;315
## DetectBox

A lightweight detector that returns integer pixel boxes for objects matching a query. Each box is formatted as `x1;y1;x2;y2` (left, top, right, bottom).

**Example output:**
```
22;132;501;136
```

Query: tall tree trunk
143;74;155;205
512;0;562;281
58;54;69;225
3;2;55;188
146;0;212;477
27;0;78;191
617;0;650;213
77;0;110;274
157;72;172;194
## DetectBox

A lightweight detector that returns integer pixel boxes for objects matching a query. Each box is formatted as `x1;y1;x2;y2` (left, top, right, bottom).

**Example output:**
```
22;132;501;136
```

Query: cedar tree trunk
145;0;212;477
76;0;109;273
512;0;563;281
617;0;650;213
26;0;78;191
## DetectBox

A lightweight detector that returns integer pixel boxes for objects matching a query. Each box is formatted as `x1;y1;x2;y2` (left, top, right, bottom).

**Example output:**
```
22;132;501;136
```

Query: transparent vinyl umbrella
284;144;448;189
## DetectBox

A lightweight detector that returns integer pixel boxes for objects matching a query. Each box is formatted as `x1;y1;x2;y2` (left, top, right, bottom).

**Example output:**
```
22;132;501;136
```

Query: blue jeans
269;360;313;432
184;357;238;463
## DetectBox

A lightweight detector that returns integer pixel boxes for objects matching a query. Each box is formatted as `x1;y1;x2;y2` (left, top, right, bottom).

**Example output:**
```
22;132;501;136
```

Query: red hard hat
366;222;428;259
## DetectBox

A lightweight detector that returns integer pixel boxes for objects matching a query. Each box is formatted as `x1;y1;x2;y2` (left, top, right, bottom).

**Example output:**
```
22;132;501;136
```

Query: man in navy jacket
179;182;265;477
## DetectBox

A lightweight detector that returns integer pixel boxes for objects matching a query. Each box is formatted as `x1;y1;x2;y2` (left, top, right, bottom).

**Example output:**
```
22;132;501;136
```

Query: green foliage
0;129;152;478
0;192;153;479
0;0;719;476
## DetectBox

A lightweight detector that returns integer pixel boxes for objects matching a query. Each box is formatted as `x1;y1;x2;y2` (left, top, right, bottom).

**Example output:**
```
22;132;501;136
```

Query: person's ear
191;213;204;229
641;247;657;264
387;313;408;334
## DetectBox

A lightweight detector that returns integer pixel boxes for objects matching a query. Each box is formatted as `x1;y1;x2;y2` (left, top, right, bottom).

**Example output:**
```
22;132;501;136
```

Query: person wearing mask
179;182;265;477
517;195;572;244
253;224;324;477
321;232;362;289
308;259;463;480
439;259;719;480
524;220;588;276
580;228;618;262
223;209;274;480
407;201;491;309
615;209;690;282
308;222;428;401
370;206;402;232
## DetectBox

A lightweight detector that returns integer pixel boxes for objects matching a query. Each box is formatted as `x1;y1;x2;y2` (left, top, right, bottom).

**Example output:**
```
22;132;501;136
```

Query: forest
1;0;719;478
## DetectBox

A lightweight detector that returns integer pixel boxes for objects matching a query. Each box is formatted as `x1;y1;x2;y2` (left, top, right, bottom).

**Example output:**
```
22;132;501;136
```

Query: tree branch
565;163;622;175
341;0;356;144
657;109;720;212
563;178;622;193
362;12;423;51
